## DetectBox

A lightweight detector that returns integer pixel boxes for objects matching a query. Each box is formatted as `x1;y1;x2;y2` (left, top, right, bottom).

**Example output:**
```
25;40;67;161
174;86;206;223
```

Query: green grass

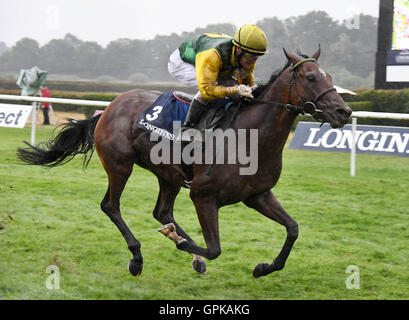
1;125;409;300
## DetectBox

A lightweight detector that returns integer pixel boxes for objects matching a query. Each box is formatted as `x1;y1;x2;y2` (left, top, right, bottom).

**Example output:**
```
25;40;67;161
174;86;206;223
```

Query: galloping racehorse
18;48;351;277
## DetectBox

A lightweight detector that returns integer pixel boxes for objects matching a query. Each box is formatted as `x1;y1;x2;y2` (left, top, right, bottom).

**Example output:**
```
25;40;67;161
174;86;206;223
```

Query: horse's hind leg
100;162;143;276
154;177;206;273
160;195;222;262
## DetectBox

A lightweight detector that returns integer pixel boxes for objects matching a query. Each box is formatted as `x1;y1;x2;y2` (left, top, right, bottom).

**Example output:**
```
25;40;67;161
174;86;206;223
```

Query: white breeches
168;49;198;88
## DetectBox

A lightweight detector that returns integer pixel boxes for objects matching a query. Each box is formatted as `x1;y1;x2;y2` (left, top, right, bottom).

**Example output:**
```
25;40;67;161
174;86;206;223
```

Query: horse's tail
17;114;102;168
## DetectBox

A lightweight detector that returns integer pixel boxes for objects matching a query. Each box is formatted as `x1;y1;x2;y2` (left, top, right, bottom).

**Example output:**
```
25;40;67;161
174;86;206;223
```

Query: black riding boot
176;99;207;142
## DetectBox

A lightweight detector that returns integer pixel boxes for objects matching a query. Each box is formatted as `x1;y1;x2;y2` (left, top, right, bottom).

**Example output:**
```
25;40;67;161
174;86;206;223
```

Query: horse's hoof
192;259;207;274
157;223;175;236
128;259;143;276
253;263;271;278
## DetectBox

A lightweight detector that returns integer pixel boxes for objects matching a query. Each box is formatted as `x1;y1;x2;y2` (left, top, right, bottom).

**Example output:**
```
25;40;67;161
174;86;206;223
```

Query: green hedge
342;89;409;112
1;84;409;125
0;89;120;117
346;101;373;111
342;89;409;126
293;89;409;128
0;79;196;94
358;89;409;113
0;81;196;118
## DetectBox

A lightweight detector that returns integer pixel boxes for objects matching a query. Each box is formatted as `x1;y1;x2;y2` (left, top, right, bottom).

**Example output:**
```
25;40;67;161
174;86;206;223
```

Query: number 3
146;106;163;121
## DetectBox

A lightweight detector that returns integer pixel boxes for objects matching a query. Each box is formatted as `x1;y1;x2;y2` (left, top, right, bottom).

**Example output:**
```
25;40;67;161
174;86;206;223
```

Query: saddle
173;91;236;131
172;92;241;187
137;91;242;187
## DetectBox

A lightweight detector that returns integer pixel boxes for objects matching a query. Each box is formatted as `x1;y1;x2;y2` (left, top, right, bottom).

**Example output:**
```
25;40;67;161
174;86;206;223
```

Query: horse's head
283;47;352;128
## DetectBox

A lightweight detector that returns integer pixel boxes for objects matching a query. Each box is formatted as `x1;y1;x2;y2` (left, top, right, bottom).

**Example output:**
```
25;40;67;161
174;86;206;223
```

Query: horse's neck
260;70;291;103
248;69;297;154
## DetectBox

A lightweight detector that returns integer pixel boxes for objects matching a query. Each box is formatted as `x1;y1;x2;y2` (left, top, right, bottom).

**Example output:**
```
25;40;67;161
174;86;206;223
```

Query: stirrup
175;127;203;142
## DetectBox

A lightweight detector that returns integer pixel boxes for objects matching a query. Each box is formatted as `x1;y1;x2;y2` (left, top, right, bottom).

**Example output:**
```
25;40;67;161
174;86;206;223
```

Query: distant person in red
40;86;51;125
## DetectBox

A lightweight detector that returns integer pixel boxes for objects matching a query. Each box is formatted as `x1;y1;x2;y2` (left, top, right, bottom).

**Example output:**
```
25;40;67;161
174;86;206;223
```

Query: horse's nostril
336;107;351;118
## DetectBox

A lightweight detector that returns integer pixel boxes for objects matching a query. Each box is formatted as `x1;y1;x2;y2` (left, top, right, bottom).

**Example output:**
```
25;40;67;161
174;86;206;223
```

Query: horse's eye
306;74;316;83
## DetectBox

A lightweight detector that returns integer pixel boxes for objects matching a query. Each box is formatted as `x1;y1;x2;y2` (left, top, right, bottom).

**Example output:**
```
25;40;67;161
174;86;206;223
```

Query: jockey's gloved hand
236;84;254;99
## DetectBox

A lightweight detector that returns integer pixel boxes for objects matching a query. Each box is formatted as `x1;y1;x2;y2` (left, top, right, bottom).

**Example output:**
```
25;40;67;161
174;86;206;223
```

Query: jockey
168;24;268;141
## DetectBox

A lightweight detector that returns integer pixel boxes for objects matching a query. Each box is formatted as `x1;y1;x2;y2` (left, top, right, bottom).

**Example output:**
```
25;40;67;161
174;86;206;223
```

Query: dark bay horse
17;48;351;278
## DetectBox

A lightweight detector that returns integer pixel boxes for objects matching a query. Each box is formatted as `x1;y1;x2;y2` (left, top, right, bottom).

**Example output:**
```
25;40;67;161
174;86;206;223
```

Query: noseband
251;58;336;115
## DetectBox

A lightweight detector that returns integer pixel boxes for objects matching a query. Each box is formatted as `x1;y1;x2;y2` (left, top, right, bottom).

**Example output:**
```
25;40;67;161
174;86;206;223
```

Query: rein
205;58;335;176
250;58;336;116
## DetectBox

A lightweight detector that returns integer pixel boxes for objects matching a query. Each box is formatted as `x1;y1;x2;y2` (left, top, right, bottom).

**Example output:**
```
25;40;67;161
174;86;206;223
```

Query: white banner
290;122;409;157
0;103;33;128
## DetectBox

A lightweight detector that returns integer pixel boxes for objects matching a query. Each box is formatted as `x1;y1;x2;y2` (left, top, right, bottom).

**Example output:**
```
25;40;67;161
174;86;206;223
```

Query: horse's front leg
243;190;299;277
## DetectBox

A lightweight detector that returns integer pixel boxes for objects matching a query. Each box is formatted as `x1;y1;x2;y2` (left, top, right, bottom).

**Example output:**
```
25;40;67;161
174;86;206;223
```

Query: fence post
30;102;38;144
350;117;357;177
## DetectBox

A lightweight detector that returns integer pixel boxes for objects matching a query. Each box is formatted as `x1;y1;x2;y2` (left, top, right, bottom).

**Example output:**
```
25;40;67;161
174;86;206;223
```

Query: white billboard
0;104;33;128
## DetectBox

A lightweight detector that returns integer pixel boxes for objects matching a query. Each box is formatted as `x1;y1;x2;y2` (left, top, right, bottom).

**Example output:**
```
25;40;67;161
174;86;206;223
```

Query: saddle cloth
136;91;230;140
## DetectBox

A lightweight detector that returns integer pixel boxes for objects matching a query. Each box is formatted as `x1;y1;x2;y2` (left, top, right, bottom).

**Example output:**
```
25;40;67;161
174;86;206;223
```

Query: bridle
251;58;336;116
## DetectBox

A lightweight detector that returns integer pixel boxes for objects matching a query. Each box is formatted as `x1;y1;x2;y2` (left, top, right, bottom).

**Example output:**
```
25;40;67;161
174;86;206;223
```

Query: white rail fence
349;112;409;177
0;94;111;107
0;94;110;144
0;94;408;177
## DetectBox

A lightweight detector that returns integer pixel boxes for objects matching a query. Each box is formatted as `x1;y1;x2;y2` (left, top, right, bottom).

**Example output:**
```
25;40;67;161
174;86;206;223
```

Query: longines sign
290;122;409;157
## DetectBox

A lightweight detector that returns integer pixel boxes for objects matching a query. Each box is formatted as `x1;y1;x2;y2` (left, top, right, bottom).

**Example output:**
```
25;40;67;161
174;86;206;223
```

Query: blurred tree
40;38;76;74
327;14;377;78
128;72;150;84
193;23;237;37
0;41;8;55
102;38;146;79
75;41;104;78
256;17;292;80
0;38;40;73
0;14;378;89
285;11;344;67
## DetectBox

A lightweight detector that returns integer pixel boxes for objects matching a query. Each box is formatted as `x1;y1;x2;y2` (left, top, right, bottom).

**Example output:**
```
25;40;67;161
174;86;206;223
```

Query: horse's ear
283;48;300;64
311;44;321;60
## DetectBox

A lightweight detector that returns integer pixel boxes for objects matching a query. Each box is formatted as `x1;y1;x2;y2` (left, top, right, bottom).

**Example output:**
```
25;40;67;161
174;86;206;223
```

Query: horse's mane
253;49;309;98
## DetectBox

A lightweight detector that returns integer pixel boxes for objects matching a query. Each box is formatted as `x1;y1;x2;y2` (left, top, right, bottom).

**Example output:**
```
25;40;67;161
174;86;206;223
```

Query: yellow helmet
233;24;268;55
